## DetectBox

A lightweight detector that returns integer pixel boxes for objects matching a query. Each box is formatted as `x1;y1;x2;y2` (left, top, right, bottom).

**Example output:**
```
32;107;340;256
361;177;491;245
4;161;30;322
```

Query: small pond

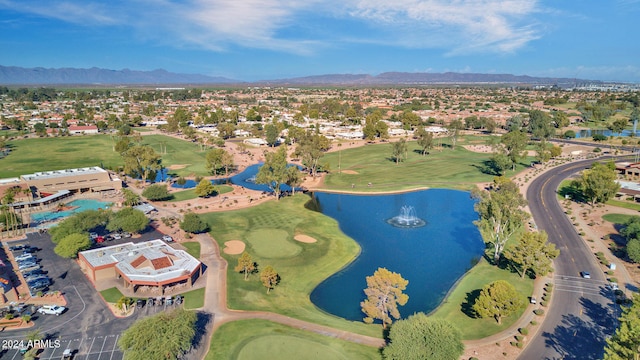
309;189;484;321
171;163;299;193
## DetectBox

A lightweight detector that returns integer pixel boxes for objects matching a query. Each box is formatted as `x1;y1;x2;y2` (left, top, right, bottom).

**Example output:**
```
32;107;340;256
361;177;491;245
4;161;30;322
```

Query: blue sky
1;0;639;82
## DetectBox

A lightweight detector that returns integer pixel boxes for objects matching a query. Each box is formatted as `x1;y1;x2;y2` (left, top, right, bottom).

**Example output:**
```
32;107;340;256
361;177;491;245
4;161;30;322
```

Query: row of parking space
5;242;56;296
1;335;123;360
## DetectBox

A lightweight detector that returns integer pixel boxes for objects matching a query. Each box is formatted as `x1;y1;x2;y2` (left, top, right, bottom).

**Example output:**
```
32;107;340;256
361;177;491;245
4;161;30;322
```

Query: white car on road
162;235;173;242
37;305;66;316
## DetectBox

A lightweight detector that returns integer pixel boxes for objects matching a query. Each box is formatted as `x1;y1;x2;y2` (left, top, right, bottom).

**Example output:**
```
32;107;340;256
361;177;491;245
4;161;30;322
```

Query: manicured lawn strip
167;185;234;202
429;258;534;340
100;287;125;303
200;194;382;338
607;199;640;211
602;213;634;224
322;138;532;191
0;134;209;178
182;241;201;258
206;319;380;360
182;287;206;309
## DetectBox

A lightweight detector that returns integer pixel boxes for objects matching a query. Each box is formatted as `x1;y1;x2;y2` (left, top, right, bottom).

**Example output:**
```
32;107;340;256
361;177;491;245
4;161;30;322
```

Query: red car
95;236;105;243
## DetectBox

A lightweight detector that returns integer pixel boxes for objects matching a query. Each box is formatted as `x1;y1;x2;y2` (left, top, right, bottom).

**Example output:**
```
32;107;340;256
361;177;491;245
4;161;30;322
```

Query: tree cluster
118;308;197;360
604;294;640;360
571;161;620;206
234;252;280;293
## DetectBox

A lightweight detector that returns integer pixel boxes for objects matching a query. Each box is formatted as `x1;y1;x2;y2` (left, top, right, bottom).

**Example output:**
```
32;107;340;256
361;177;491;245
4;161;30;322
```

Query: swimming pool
31;199;112;224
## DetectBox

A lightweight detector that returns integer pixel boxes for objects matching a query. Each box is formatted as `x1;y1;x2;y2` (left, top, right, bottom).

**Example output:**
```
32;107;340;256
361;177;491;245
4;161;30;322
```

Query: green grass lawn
322;137;532;191
602;213;635;224
182;241;201;258
200;194;382;338
607;199;640;211
430;258;534;340
168;185;234;202
0;134;211;178
100;287;125;303
182;287;205;310
207;319;380;360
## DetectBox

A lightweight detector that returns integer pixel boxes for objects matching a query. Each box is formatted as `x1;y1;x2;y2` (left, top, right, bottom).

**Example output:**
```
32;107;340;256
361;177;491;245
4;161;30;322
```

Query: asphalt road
519;158;620;360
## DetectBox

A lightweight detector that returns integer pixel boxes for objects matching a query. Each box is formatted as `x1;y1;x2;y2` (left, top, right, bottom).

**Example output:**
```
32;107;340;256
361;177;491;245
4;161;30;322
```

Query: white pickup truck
37;305;66;316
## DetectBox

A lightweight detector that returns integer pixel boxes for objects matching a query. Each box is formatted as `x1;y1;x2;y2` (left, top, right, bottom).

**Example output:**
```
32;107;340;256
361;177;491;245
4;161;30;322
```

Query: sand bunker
167;164;189;170
463;145;493;153
223;240;246;254
294;234;317;243
341;170;359;174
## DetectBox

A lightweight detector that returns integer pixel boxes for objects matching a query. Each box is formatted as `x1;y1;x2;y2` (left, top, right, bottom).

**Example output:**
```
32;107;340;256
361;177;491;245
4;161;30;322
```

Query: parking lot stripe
109;335;121;360
97;335;109;360
85;336;97;360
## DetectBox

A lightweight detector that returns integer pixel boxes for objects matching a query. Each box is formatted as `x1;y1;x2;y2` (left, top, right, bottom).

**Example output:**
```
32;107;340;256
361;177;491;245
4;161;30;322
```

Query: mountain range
0;65;596;87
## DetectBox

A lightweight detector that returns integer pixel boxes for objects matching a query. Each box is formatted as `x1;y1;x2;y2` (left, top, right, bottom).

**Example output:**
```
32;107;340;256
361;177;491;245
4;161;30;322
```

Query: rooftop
80;240;201;284
22;167;107;181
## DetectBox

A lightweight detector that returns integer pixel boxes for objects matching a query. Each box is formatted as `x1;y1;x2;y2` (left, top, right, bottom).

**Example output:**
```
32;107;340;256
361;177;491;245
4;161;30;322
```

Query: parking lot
1;334;124;360
1;227;181;358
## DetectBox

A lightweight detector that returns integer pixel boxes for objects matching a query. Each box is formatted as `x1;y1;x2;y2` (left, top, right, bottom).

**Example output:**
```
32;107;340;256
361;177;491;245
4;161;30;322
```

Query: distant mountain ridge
0;66;238;85
260;72;593;87
0;65;596;86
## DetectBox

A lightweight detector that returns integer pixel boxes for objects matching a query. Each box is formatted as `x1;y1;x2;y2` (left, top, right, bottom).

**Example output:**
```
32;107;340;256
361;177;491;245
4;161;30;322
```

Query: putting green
236;335;349;360
246;228;301;258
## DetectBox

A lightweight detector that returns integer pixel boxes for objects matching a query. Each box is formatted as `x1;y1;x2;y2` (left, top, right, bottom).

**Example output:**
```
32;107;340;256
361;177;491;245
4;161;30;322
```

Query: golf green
237;335;349;360
246;228;302;258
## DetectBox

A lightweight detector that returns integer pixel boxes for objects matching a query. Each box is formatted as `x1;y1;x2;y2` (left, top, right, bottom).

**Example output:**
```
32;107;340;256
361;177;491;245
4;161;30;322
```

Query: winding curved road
519;158;620;360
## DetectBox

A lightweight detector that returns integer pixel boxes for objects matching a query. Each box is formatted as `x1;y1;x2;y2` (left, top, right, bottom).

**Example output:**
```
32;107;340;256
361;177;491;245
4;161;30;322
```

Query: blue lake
309;189;484;321
575;129;640;138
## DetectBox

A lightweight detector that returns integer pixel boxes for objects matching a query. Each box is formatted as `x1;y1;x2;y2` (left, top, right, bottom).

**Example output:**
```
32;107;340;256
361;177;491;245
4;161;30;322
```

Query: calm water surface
310;189;484;321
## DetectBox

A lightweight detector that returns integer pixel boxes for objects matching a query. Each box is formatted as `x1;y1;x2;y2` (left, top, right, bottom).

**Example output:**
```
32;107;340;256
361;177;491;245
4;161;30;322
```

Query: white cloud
344;0;541;54
0;0;544;55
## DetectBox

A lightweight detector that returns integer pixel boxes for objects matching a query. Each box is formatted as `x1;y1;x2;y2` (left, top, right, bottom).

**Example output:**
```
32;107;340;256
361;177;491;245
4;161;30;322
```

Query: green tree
122;188;141;207
264;123;279;147
194;179;216;198
49;209;109;243
528;109;555;139
116;296;135;312
294;131;331;177
205;148;234;176
33;122;47;136
54;233;92;258
535;138;552;164
504;231;559;278
391;138;408;164
500;130;528;171
415;126;434;156
107;208;149;234
361;267;409;329
608;118;629;136
180;212;208;234
472;280;524;324
122;144;161;182
256;146;288;200
627;239;640;263
383;314;464;360
118;308;196;360
474;178;529;263
260;265;279;294
573;162;621;206
234;252;256;280
285;166;303;195
620;216;640;242
447;119;464;148
604;294;640;360
141;184;172;201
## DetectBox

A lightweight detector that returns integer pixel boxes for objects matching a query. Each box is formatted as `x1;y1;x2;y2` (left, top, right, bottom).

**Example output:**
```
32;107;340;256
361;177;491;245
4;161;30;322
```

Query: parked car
165;296;173;305
25;275;50;283
19;264;41;273
136;299;145;308
37;305;66;316
174;295;183;304
112;233;122;240
18;261;38;270
9;244;26;251
62;348;74;359
15;253;35;262
28;279;51;288
23;269;46;278
162;235;173;242
581;271;591;279
147;297;155;306
89;232;98;240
